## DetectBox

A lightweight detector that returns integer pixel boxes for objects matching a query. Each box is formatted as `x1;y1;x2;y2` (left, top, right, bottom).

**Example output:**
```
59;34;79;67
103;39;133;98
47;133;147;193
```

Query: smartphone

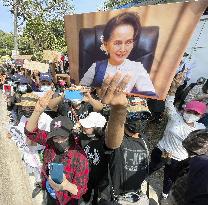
49;163;64;184
64;90;84;101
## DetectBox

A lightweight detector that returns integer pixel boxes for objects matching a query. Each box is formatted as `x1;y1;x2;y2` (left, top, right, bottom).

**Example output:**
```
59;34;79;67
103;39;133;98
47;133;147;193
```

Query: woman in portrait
80;12;156;96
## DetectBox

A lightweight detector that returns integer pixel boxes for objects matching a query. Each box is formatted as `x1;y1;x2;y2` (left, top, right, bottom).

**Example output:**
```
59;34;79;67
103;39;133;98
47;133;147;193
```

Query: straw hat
16;93;39;107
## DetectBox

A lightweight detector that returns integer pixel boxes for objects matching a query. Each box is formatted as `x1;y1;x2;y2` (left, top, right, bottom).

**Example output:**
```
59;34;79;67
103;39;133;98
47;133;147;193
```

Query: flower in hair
100;35;108;55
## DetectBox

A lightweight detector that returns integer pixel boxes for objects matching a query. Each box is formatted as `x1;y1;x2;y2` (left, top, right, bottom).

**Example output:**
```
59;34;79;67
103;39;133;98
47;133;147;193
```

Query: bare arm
48;94;64;110
26;91;54;132
89;97;103;112
83;92;103;112
105;106;127;149
99;72;131;149
26;110;42;132
168;70;186;96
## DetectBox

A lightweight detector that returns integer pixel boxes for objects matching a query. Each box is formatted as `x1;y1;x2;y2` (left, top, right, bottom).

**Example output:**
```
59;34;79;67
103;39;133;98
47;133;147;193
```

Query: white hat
79;112;106;128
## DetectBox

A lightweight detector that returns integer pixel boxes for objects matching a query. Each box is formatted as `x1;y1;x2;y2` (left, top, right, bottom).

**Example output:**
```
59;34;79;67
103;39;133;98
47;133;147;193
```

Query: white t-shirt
80;59;156;94
157;95;205;161
7;113;52;167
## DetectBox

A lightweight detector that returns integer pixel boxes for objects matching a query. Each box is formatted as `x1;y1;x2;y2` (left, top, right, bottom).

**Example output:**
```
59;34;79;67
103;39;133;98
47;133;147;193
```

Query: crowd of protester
0;56;207;205
0;14;207;204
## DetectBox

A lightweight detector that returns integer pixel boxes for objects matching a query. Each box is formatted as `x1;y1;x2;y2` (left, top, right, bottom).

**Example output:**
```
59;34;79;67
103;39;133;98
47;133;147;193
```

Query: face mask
18;85;27;92
40;85;51;92
183;113;200;123
125;120;147;134
53;139;70;153
20;111;33;118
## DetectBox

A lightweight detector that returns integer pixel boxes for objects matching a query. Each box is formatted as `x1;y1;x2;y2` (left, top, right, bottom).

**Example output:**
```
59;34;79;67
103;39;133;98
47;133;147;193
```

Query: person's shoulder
189;155;208;175
70;145;88;160
191;155;208;165
89;62;96;68
195;122;206;129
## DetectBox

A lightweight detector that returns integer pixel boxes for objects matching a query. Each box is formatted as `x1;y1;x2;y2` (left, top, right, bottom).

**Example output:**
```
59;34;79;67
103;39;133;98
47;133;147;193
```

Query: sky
0;0;105;33
0;2;13;33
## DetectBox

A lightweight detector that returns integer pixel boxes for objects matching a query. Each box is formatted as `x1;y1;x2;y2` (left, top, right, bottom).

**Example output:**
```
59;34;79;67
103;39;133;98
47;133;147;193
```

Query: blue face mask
40;85;51;92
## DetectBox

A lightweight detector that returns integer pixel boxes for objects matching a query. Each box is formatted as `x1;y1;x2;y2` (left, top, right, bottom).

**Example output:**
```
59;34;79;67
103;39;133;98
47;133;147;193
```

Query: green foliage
0;30;14;56
102;0;182;10
2;0;74;21
2;0;74;60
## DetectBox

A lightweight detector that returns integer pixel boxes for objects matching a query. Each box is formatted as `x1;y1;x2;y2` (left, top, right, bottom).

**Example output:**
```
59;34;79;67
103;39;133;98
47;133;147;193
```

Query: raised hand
82;92;92;103
99;72;131;108
34;90;54;113
170;68;187;93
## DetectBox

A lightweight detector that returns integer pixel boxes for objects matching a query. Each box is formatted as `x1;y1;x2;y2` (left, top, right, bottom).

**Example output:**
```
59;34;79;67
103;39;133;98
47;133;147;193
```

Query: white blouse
80;59;156;95
157;95;205;161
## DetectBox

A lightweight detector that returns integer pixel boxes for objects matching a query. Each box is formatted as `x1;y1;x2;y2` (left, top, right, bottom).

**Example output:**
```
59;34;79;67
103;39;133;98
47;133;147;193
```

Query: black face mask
125;120;147;134
19;110;33;118
53;139;71;154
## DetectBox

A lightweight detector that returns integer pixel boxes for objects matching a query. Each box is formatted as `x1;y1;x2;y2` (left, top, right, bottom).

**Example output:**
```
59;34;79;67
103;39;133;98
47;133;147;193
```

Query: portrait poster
64;0;208;99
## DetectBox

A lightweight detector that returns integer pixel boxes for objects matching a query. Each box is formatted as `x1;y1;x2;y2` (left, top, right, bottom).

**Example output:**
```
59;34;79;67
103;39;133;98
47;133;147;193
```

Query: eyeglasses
110;39;134;50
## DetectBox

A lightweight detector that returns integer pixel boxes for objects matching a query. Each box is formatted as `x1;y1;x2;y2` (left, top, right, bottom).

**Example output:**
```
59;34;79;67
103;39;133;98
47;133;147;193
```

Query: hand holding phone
49;163;64;184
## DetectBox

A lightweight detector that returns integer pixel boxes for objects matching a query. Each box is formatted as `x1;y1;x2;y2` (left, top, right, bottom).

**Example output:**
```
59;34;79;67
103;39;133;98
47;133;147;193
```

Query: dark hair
16;66;21;72
103;12;141;42
27;70;32;76
93;127;104;139
10;68;15;75
202;79;208;93
183;129;208;156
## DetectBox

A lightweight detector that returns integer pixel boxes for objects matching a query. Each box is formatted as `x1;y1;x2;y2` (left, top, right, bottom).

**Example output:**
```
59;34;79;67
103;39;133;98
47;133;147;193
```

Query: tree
0;30;14;56
2;0;74;22
2;0;74;60
102;0;180;10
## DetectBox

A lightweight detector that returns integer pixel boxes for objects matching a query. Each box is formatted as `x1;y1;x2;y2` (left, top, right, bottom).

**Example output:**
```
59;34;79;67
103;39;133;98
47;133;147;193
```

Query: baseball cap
48;116;73;139
184;100;206;115
40;72;53;83
196;77;206;84
79;112;106;128
17;75;29;84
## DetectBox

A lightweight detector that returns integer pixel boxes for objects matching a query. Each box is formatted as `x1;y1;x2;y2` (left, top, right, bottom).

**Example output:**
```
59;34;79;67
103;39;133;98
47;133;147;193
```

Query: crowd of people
0;59;207;205
0;12;208;205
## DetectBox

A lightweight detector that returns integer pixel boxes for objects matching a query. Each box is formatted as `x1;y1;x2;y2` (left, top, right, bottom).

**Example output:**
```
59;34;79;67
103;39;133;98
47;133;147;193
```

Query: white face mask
183;113;200;123
40;85;51;92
